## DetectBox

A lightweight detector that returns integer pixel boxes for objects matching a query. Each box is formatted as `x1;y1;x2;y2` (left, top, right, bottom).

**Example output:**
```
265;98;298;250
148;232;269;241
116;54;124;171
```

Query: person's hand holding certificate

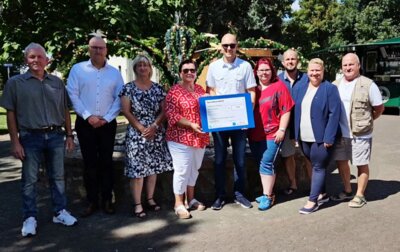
199;93;255;132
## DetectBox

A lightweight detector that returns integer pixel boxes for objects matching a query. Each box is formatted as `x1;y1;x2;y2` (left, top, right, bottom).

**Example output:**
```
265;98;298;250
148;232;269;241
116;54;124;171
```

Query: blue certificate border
199;93;255;132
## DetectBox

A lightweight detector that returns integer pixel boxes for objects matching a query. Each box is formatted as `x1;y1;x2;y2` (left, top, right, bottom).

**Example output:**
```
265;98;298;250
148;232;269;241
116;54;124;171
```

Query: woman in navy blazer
293;58;341;214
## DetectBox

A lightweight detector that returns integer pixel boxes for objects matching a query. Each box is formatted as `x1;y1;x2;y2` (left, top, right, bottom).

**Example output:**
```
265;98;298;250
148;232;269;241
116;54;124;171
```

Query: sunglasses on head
182;68;196;74
222;44;237;49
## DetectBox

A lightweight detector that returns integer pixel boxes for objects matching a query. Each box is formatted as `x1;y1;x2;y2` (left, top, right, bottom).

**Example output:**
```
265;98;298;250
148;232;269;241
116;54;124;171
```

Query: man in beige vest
331;53;384;207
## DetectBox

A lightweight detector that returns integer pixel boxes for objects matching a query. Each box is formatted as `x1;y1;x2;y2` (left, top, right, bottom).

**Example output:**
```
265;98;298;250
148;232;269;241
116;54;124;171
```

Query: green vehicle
362;37;400;110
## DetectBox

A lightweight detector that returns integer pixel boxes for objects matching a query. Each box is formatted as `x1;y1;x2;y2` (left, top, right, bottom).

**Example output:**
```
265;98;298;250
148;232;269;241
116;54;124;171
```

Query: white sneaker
21;217;37;237
53;209;77;226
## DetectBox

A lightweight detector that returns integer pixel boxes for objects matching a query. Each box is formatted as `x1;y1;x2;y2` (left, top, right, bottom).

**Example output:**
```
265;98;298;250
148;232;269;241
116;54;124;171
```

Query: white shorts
352;138;372;166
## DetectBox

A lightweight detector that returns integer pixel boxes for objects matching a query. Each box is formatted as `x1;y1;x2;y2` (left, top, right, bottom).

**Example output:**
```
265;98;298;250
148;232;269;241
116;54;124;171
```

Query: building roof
312;37;400;55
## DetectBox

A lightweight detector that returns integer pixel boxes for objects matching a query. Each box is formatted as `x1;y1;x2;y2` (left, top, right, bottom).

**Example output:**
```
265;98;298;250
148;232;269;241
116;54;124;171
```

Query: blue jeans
301;141;331;203
260;140;281;175
212;130;247;198
19;130;67;220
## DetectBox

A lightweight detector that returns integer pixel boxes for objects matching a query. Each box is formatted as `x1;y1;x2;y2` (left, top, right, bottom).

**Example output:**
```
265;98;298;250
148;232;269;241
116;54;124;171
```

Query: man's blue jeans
212;130;247;198
19;130;67;220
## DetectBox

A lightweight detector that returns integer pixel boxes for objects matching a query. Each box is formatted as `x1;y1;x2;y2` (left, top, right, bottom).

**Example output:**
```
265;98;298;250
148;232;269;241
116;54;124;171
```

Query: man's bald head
341;53;361;82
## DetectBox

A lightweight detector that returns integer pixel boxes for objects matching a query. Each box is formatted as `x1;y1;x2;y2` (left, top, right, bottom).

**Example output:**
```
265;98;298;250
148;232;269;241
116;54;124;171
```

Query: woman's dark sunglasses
182;69;196;74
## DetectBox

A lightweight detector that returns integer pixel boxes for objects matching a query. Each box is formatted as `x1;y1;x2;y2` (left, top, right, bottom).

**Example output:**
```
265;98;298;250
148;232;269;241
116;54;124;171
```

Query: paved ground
0;115;399;252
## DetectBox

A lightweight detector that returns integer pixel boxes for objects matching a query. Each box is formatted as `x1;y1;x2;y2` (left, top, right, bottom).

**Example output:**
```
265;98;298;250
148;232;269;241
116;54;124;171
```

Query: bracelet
66;134;74;139
152;123;159;130
279;128;286;132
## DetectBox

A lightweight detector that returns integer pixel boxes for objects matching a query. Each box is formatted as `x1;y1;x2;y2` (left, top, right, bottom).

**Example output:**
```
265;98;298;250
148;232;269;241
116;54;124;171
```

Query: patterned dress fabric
119;82;173;178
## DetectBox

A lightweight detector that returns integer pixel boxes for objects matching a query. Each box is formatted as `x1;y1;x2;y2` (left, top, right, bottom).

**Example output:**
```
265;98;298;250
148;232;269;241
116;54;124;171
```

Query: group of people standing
0;32;384;237
249;48;383;214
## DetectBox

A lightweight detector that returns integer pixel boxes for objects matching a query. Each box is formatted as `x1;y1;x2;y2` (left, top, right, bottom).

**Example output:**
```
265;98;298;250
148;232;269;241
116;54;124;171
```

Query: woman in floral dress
120;55;172;218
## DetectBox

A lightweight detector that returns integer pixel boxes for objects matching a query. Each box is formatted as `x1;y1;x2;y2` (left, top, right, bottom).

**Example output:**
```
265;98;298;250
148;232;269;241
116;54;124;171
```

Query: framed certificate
199;93;255;132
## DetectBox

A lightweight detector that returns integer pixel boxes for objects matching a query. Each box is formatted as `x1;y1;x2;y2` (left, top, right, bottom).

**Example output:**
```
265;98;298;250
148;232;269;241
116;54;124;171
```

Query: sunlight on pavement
110;219;169;238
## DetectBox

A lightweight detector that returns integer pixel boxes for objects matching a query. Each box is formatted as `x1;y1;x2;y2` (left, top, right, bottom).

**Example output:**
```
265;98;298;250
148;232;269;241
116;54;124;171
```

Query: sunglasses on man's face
182;68;196;74
222;44;237;49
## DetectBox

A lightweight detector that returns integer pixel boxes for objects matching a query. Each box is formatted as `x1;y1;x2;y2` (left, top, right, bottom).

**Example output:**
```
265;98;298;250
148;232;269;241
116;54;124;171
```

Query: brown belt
25;126;62;133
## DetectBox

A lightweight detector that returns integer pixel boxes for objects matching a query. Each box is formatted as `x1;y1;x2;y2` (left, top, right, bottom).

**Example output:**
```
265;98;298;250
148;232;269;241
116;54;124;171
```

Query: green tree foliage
0;0;142;73
244;0;293;40
195;0;293;39
354;0;400;42
284;0;400;58
282;0;339;55
329;0;400;45
0;0;294;82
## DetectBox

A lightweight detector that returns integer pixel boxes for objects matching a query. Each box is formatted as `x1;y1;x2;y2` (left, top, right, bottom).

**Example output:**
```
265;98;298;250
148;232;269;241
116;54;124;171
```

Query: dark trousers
212;130;247;198
75;116;117;204
301;141;331;203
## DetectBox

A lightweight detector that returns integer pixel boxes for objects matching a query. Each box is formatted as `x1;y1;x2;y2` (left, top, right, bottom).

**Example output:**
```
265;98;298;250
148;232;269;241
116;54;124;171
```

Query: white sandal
188;199;206;211
174;205;191;219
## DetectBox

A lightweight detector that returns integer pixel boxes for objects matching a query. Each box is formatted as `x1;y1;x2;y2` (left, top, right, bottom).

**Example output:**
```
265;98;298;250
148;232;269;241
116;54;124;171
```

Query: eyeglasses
222;44;237;49
90;46;106;51
257;69;272;73
182;68;196;74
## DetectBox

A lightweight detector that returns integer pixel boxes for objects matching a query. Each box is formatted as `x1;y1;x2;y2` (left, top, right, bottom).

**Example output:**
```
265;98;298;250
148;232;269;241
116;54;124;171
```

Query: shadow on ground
0;176;199;251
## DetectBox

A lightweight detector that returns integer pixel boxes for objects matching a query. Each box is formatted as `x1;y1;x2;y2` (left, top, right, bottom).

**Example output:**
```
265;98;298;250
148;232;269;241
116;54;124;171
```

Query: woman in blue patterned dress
120;55;173;218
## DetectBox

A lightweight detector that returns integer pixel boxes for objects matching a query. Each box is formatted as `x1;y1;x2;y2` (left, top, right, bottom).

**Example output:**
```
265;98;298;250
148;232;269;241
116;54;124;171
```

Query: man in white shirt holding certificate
206;33;256;210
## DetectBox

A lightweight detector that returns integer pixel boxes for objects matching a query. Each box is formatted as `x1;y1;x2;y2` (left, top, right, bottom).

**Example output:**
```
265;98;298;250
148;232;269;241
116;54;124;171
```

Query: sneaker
255;195;263;203
299;203;319;215
331;191;353;202
211;198;225;210
234;195;253;209
317;193;330;206
53;209;78;226
21;217;37;237
258;195;274;211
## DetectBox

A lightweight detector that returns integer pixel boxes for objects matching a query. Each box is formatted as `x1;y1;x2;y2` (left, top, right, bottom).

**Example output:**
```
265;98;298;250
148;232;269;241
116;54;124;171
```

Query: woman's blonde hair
132;54;153;79
308;58;324;70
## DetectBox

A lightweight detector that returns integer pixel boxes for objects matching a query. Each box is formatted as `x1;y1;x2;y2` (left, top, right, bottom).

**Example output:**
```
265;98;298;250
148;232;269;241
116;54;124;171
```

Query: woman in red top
165;60;210;219
249;58;294;211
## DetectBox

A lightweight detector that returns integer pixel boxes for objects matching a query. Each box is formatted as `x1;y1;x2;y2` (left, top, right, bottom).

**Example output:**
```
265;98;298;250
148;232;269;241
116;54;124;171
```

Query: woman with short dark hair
165;59;210;219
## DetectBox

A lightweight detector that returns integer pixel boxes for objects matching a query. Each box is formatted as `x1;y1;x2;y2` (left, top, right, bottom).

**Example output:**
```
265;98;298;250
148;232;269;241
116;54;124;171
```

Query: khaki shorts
333;137;352;161
333;137;372;166
280;131;296;158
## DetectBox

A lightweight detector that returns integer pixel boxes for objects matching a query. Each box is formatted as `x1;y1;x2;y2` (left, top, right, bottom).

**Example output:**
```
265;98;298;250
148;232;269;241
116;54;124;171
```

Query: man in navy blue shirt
278;49;311;195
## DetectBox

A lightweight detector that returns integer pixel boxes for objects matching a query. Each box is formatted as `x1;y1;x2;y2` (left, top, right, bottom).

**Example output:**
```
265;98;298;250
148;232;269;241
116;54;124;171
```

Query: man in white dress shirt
67;36;124;216
206;33;256;210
